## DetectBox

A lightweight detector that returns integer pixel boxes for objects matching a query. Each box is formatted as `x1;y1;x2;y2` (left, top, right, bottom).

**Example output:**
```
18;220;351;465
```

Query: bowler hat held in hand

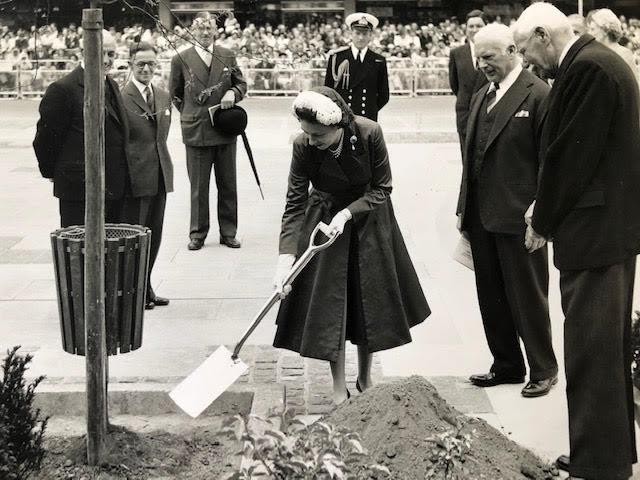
208;105;263;199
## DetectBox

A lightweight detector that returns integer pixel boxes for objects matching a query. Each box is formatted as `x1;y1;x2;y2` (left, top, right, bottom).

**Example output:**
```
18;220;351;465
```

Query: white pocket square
515;110;530;118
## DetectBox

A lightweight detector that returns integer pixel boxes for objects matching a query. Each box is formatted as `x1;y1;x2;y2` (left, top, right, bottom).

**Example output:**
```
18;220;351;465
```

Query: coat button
348;95;352;99
363;89;367;93
348;102;352;107
361;110;366;114
362;103;365;107
362;96;366;100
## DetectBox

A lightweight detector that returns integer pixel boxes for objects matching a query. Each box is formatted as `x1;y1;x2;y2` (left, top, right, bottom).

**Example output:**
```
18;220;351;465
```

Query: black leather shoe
220;236;241;248
521;375;558;398
469;372;525;387
151;295;170;306
188;238;204;250
555;454;570;472
144;301;155;310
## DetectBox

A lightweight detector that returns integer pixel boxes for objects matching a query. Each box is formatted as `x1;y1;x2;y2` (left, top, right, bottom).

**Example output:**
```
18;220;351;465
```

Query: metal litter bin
50;223;151;356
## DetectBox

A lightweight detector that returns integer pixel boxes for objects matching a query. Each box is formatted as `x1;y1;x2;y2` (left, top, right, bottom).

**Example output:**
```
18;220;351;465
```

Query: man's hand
220;90;236;109
524;200;536;226
525;225;546;253
328;209;351;236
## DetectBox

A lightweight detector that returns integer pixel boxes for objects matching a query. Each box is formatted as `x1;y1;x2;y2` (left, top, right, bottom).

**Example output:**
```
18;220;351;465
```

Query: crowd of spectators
0;13;639;93
2;14;640;69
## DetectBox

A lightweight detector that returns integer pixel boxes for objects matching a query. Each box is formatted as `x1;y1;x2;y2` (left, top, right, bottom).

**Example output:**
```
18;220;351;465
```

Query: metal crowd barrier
0;60;452;98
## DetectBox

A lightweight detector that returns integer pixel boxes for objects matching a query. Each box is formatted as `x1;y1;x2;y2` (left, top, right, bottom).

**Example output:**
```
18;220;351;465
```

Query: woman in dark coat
273;86;430;405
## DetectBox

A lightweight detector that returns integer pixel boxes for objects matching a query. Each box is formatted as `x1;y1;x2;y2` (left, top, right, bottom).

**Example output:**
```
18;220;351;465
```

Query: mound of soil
324;376;559;480
34;424;238;479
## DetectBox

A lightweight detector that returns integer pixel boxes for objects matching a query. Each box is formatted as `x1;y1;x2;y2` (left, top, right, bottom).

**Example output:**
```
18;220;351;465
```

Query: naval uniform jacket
273;116;430;362
324;47;389;121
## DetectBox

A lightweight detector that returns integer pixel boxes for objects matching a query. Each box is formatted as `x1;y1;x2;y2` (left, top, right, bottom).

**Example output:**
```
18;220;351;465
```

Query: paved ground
1;96;639;473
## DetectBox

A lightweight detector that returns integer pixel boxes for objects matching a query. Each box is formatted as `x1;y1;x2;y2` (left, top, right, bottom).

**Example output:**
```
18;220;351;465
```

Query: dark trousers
121;183;166;301
466;191;557;381
59;198;125;228
185;143;237;241
561;257;636;480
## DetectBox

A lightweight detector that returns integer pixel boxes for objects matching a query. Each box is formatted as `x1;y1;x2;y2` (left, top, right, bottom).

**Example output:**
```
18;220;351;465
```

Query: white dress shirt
195;43;213;67
350;45;368;62
131;77;152;102
469;41;477;69
488;62;523;111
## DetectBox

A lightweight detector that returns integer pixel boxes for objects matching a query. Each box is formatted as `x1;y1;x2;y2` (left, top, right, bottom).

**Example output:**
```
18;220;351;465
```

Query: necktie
486;82;499;112
144;85;154;115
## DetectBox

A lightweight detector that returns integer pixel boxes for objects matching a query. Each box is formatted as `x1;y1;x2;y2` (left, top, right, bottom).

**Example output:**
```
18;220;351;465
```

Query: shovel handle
231;222;340;360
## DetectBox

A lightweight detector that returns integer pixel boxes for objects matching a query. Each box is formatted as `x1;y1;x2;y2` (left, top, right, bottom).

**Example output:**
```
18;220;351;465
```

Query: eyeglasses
133;61;157;69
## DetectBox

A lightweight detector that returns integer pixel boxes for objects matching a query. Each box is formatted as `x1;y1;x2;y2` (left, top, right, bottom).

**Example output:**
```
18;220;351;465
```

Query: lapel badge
350;135;357;151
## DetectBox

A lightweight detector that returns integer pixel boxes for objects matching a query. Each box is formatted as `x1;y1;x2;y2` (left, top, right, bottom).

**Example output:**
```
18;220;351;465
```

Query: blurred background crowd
3;14;638;71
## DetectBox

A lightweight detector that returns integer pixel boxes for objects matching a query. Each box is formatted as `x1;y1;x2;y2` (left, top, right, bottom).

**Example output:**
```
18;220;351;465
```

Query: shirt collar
497;62;523;93
195;43;213;58
131;76;151;97
558;36;579;68
351;45;368;61
469;41;476;66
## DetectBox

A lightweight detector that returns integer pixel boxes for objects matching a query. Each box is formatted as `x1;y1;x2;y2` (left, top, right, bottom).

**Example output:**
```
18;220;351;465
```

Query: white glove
328;209;352;236
273;254;296;298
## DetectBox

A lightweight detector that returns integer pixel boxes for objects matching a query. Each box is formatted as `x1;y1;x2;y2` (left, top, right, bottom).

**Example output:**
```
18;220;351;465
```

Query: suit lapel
105;76;123;126
185;47;210;87
124;81;151;116
556;34;594;81
485;71;531;152
208;45;225;88
464;83;488;163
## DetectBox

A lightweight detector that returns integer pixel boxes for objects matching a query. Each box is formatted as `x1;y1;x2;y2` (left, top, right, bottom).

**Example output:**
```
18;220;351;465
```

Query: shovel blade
169;346;248;418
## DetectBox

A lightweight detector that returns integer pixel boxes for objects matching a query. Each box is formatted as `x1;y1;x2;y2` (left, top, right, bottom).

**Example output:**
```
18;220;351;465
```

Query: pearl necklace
328;130;344;158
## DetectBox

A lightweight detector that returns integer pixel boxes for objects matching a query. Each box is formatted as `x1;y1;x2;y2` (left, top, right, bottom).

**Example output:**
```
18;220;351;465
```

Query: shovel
170;221;340;418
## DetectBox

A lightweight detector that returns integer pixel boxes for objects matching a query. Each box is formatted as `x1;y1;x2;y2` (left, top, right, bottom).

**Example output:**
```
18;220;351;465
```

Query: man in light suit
457;24;557;398
514;4;640;478
33;30;131;227
169;12;247;250
449;10;489;150
121;42;173;310
324;12;389;121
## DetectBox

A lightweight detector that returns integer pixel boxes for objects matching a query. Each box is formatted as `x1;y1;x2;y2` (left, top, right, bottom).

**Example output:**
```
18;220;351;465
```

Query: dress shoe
188;238;204;250
151;295;170;307
555;454;570;472
220;236;241;248
469;372;525;387
521;375;558;398
356;378;363;393
144;301;155;310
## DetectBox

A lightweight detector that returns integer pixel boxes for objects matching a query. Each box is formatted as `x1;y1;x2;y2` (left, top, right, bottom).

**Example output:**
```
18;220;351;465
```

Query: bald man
34;30;132;227
514;4;640;478
457;24;556;398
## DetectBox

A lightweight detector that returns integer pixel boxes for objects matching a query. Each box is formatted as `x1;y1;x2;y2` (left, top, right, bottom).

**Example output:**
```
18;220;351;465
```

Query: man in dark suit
449;10;489;150
457;24;557;398
514;4;640;478
324;12;389;121
169;12;247;250
33;30;131;227
121;42;173;310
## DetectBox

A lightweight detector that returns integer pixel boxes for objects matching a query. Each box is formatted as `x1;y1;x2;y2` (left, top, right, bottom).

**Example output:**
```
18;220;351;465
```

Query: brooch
350;135;357;151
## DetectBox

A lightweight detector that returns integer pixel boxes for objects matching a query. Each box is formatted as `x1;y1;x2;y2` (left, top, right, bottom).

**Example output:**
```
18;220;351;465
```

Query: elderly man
449;10;489;150
514;4;640;479
169;12;247;250
457;24;557;398
34;30;131;227
324;12;389;121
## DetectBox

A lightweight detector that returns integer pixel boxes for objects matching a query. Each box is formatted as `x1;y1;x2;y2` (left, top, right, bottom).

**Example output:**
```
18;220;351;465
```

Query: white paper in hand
169;345;248;418
453;235;474;271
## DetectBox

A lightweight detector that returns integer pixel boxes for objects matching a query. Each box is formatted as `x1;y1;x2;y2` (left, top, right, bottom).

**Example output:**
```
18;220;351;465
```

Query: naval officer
324;12;389;121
